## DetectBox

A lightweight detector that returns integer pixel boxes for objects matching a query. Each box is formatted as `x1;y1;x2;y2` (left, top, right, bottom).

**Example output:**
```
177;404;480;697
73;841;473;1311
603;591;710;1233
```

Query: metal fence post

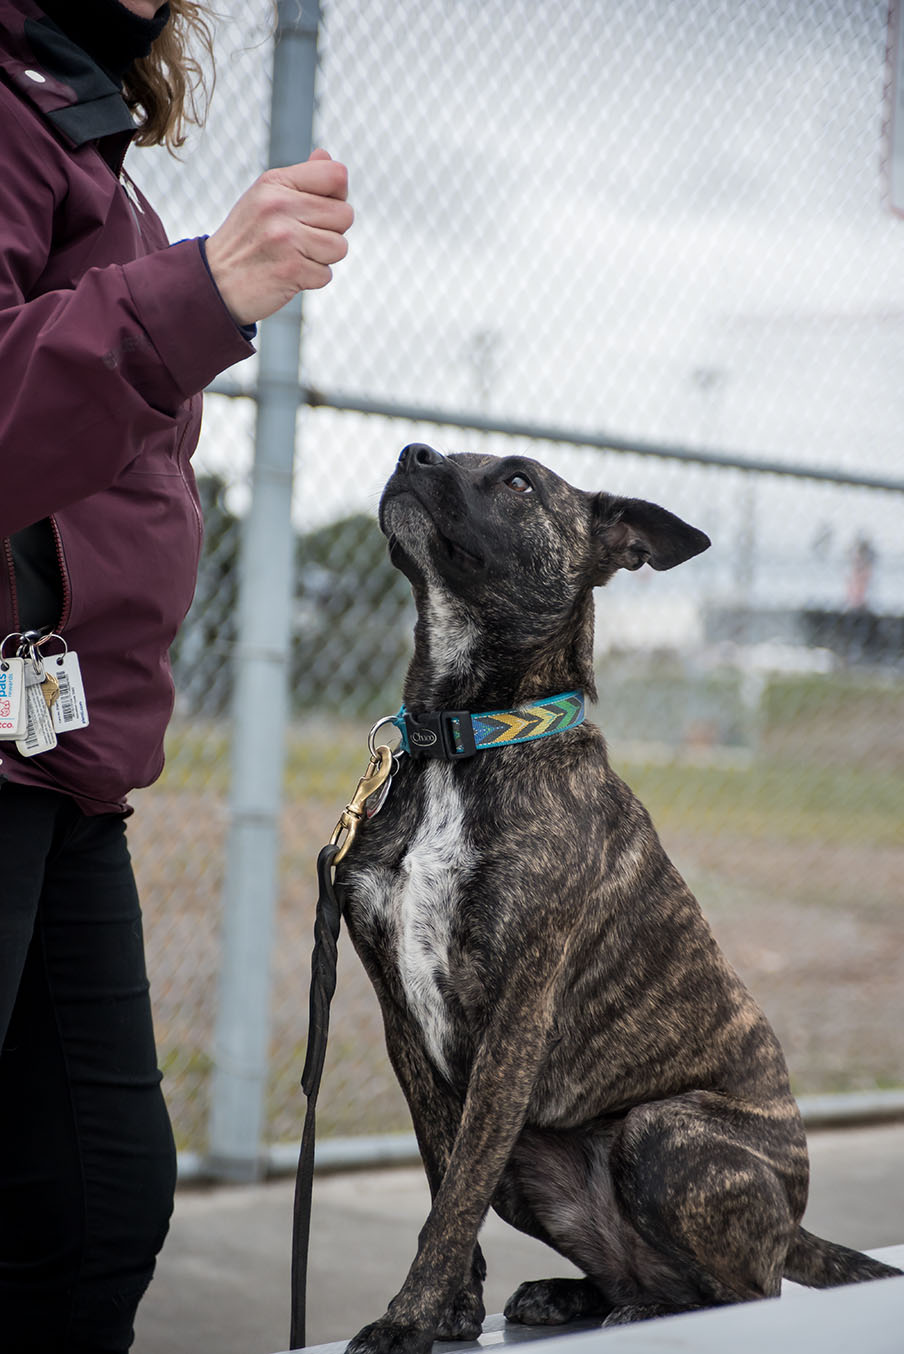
207;0;321;1181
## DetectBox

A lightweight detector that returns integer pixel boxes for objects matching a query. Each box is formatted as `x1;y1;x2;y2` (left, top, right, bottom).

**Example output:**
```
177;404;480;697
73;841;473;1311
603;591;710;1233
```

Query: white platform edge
279;1245;904;1354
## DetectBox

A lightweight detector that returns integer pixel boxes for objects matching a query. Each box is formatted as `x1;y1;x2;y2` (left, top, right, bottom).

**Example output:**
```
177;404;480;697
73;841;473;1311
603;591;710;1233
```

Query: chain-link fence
127;0;904;1159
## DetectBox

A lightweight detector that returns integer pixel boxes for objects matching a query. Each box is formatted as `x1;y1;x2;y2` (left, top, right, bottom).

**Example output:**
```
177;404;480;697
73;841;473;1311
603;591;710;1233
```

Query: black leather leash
286;741;393;1349
290;842;343;1351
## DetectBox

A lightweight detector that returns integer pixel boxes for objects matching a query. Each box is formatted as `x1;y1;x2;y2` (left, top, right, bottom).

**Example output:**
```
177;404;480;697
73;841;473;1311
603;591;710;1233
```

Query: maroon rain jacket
0;0;254;813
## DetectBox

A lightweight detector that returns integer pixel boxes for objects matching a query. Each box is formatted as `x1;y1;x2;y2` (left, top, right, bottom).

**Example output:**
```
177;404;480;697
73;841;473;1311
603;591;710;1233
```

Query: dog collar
392;690;585;760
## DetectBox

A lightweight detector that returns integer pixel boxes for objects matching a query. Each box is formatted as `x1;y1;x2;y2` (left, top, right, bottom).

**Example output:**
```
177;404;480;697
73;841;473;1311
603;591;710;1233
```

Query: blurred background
128;0;903;1168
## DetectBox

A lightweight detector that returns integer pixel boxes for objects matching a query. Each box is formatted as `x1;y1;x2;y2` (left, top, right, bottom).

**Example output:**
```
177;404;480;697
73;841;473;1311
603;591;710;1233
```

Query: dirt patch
658;825;903;1094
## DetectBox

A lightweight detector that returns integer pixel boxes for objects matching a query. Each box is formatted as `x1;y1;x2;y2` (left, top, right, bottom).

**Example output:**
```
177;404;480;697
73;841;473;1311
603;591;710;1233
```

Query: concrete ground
133;1122;904;1354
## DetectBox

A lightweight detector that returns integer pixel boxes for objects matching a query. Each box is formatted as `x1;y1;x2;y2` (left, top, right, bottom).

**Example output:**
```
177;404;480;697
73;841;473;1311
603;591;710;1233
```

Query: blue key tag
0;656;26;739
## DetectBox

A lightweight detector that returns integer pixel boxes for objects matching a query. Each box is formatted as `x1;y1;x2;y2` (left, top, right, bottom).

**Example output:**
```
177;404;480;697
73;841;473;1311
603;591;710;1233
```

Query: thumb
308;147;332;162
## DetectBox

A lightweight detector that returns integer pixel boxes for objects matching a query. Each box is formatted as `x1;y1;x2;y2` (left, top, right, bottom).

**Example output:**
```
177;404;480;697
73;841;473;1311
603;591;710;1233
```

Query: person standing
0;2;354;1350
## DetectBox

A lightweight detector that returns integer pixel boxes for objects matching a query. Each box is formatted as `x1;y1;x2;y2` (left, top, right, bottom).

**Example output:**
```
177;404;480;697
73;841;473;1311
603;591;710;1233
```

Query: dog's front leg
347;982;558;1354
379;998;487;1340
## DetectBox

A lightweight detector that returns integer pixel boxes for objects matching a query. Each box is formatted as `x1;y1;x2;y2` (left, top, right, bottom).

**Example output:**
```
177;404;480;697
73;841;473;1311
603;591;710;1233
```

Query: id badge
0;655;26;739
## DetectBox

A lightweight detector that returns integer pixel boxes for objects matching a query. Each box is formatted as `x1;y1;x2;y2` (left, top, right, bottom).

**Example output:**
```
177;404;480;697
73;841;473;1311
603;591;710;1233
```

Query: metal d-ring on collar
368;714;403;758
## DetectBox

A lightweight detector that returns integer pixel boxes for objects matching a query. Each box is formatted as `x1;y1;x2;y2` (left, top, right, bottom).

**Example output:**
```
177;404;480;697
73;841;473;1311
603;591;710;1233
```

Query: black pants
0;783;176;1353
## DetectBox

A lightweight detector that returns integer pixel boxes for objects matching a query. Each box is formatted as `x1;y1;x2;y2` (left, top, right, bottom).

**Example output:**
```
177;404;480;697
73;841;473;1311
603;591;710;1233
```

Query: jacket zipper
48;516;72;632
2;536;19;634
1;521;71;637
176;412;205;549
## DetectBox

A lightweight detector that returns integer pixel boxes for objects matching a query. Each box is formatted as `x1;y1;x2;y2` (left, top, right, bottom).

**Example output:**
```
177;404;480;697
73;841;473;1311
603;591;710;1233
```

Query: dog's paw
346;1318;433;1354
504;1278;610;1326
435;1285;485;1340
602;1302;699;1327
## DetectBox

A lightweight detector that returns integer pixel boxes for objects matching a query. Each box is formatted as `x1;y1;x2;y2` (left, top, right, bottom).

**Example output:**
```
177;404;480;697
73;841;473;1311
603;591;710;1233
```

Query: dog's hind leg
604;1093;807;1319
501;1124;683;1324
492;1154;612;1325
502;1099;801;1328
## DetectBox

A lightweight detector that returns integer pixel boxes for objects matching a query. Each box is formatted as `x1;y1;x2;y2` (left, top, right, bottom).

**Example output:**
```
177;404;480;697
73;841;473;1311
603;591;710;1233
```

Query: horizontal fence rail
206;378;904;493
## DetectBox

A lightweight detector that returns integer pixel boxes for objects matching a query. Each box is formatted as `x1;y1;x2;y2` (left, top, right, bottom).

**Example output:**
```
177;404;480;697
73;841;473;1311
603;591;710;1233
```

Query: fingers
247;178;353;256
283;190;355;234
292;259;334;291
294;220;350;268
270;157;349;200
252;170;354;251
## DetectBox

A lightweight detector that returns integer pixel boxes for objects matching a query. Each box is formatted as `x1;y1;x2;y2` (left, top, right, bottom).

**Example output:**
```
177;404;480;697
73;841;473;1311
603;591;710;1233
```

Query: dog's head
380;444;709;603
379;444;709;702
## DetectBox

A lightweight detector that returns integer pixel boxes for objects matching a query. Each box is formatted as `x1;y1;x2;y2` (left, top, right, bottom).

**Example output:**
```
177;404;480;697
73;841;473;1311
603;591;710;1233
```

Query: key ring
35;633;69;665
0;632;24;664
368;714;403;759
13;632;46;678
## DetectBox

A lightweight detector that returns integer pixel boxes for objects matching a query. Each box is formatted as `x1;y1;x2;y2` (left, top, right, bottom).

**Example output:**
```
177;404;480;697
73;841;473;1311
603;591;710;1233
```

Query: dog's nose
399;443;444;470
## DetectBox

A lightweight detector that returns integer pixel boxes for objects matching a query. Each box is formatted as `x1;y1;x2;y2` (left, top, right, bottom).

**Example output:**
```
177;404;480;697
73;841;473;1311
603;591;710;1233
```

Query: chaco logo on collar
410;728;438;748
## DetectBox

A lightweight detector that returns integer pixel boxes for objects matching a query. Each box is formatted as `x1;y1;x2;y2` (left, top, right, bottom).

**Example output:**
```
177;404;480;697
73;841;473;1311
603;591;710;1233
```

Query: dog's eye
505;473;533;493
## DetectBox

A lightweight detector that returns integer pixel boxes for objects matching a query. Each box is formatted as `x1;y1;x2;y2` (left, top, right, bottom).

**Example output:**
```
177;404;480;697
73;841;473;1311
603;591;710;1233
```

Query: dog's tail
783;1227;902;1288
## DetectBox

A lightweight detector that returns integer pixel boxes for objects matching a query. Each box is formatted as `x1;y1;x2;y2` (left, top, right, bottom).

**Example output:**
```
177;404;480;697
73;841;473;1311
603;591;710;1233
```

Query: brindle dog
337;443;900;1354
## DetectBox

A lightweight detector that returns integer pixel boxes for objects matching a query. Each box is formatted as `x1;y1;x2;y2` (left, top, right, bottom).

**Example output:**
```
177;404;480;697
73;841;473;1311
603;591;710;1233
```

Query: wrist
198;236;256;337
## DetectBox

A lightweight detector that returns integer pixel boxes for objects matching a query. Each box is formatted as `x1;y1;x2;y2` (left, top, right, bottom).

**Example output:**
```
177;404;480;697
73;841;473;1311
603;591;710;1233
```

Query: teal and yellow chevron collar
393;691;585;760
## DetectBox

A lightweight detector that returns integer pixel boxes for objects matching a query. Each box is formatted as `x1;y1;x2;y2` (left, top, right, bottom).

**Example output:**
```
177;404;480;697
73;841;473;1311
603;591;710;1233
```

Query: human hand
205;149;354;326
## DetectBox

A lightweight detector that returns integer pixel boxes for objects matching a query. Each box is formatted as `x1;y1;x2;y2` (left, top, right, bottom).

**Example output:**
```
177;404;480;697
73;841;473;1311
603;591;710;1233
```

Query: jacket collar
0;0;135;150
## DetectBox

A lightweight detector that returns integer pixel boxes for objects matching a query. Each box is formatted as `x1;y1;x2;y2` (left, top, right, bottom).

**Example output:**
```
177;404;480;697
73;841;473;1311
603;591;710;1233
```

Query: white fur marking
349;764;475;1080
399;764;473;1077
426;590;478;683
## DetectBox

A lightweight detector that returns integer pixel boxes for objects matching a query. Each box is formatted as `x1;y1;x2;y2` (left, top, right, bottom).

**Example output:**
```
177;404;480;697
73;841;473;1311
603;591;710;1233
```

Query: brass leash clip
329;744;394;864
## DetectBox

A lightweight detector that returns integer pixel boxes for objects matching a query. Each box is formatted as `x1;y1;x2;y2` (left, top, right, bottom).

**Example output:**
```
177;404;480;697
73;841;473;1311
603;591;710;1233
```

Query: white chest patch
349;763;475;1080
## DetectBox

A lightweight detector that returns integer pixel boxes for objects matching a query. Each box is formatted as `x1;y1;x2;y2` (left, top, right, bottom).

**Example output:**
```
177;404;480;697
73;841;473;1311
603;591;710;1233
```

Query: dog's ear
591;493;711;580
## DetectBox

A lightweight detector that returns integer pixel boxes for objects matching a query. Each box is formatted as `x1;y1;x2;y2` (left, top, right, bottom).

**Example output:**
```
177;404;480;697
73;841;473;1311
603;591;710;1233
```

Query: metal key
41;672;60;711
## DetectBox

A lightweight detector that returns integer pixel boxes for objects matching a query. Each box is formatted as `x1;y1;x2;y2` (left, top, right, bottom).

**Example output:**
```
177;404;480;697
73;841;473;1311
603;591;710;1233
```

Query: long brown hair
125;1;216;150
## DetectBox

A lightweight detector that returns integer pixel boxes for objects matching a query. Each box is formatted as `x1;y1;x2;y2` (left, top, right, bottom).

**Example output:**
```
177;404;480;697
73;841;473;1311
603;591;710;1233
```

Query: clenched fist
205;148;354;326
